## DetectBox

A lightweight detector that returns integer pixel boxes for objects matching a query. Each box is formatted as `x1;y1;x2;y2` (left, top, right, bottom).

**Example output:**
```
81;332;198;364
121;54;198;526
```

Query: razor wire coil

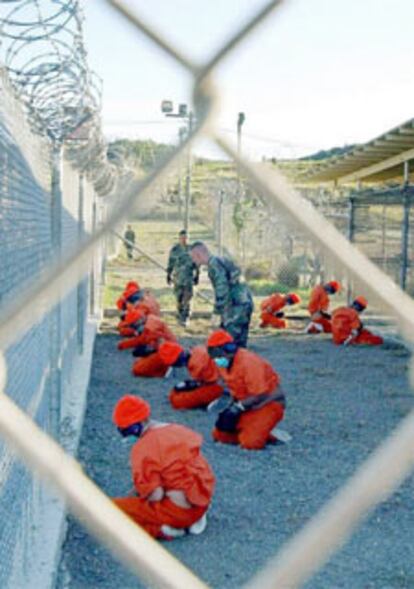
0;0;117;195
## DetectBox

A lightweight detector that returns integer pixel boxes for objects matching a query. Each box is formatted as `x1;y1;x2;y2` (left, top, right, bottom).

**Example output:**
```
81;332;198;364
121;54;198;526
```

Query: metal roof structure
299;117;414;185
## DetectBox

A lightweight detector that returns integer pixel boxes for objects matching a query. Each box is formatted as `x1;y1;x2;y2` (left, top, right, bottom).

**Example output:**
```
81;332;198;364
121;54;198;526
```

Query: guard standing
166;229;199;327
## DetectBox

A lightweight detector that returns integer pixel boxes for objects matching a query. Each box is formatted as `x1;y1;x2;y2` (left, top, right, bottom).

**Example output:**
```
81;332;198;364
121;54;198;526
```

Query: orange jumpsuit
307;285;332;333
139;290;161;317
331;307;383;346
132;317;177;378
132;352;172;378
260;294;287;329
117;324;136;337
118;315;177;351
114;424;215;539
117;291;161;336
117;290;140;336
169;346;224;410
214;349;284;450
117;315;177;377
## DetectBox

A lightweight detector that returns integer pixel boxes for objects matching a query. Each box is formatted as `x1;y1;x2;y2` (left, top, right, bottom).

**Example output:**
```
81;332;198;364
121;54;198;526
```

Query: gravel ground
57;332;414;589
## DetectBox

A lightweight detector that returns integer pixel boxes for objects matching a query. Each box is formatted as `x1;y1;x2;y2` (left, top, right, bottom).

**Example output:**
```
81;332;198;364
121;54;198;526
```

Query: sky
83;0;414;160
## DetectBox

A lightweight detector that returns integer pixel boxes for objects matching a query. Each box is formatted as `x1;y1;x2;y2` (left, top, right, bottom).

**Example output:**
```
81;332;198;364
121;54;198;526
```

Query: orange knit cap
354;295;368;308
125;281;139;291
113;395;150;428
207;329;234;347
287;293;301;304
158;341;184;366
125;307;145;325
124;283;140;299
327;280;341;292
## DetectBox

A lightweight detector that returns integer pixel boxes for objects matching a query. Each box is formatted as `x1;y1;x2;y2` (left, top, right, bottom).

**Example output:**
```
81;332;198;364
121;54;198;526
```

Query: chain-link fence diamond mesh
0;1;413;589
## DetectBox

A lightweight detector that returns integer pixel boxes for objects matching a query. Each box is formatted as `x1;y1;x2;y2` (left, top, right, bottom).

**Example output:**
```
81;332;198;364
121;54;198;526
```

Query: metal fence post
0;147;7;309
100;204;107;287
90;194;97;316
237;112;245;201
77;173;85;353
347;194;356;303
218;190;225;255
177;126;185;220
184;112;193;232
49;144;63;439
400;162;411;291
51;146;63;255
400;194;410;291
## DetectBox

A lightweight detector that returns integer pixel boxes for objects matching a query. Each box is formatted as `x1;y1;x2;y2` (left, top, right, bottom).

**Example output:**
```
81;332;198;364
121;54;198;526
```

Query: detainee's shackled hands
216;402;244;432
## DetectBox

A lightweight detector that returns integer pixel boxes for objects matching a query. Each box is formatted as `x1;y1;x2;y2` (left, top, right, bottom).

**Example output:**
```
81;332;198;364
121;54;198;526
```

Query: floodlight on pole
161;100;194;232
237;112;246;200
237;112;245;157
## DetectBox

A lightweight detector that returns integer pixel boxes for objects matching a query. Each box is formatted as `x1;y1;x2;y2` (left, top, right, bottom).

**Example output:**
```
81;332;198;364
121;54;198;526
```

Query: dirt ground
57;328;414;589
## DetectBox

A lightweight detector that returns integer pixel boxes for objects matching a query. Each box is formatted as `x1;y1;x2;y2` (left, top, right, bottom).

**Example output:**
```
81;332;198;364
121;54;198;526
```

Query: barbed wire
0;0;117;195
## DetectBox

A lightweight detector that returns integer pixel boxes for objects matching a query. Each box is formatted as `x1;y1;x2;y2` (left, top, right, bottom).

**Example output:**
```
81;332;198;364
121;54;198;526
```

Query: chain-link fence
0;1;414;589
0;64;108;588
347;188;414;297
195;176;350;296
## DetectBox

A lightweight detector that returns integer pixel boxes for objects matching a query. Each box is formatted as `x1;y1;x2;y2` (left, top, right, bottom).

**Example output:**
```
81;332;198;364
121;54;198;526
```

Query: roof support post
400;182;410;291
404;160;410;185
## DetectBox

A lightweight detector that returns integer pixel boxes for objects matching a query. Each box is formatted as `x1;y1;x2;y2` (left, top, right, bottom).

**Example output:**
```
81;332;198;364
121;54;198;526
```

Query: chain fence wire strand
0;55;98;587
245;408;414;589
0;394;210;589
0;0;414;588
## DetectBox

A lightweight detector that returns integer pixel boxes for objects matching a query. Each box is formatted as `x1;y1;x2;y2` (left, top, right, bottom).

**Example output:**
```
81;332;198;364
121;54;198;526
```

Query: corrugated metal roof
299;117;414;184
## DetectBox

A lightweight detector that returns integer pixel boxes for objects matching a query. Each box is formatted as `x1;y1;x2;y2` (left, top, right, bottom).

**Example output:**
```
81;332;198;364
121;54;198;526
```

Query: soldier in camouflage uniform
123;225;136;260
167;230;199;327
190;241;253;347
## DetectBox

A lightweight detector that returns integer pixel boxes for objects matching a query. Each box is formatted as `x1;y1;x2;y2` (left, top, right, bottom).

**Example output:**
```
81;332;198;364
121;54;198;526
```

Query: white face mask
120;436;135;447
214;357;230;369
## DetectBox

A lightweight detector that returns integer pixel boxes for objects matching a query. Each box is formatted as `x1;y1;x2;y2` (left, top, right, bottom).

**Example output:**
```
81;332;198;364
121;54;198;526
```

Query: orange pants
333;328;383;346
114;496;207;539
118;326;136;337
169;383;224;410
132;352;168;377
213;401;284;450
118;334;148;351
308;317;332;333
260;312;286;329
354;329;383;345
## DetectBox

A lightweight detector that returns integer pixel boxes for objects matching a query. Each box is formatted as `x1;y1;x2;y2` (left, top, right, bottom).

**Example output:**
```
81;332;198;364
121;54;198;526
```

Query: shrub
248;280;291;296
277;262;299;288
244;260;272;280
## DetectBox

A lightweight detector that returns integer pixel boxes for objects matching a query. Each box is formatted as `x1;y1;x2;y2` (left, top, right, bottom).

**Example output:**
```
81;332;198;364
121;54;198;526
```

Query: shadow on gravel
57;333;414;589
